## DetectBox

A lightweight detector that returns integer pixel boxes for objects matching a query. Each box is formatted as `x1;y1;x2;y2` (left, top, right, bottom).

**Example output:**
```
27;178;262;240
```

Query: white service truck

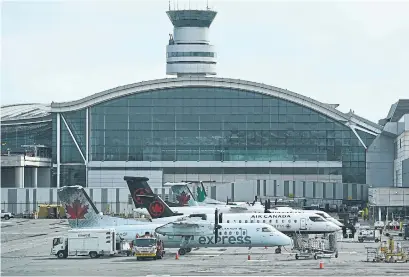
51;228;117;259
1;210;14;220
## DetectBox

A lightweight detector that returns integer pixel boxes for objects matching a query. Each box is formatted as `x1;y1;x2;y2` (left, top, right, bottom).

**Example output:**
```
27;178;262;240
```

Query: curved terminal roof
1;103;51;124
51;77;382;134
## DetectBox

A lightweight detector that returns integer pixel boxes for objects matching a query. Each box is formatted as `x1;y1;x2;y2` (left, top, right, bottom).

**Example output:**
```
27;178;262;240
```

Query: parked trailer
50;228;117;259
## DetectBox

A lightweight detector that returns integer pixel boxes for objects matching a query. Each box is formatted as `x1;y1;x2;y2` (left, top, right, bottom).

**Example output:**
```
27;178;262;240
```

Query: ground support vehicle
132;235;165;261
358;228;380;243
365;236;408;263
50;228;117;259
293;233;339;260
1;210;14;220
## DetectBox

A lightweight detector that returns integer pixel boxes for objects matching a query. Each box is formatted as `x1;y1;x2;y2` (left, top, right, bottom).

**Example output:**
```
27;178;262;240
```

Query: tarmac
1;218;409;276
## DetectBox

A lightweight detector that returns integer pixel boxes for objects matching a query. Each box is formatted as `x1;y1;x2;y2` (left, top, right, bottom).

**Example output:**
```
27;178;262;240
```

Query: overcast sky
2;0;409;123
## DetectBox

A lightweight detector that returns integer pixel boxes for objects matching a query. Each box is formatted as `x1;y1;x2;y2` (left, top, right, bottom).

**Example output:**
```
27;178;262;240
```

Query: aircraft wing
155;220;214;236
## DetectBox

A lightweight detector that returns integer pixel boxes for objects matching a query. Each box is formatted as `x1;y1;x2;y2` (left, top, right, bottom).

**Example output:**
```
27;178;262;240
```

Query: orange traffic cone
319;260;324;269
248;253;251;260
175;252;179;260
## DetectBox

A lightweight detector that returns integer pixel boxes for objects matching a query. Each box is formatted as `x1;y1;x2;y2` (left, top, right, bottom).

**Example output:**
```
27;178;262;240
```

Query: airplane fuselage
85;223;291;249
158;224;290;248
205;212;341;235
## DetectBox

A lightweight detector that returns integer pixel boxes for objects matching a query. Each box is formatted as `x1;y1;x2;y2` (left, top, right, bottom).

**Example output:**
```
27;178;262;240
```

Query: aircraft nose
276;233;292;246
327;222;341;232
328;217;343;227
333;219;344;227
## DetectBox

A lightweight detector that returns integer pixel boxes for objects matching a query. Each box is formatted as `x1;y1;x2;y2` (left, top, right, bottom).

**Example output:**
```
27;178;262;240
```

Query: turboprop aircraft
155;209;292;256
57;186;291;256
125;176;265;214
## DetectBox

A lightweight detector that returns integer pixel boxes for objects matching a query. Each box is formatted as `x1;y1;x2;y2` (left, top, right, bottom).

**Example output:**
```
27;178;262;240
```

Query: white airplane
136;194;342;235
156;219;292;255
217;212;342;235
270;206;344;227
57;186;292;256
125;176;265;214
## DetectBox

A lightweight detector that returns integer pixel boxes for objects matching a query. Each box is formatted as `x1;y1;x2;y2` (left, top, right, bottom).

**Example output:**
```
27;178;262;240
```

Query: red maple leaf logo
133;188;151;205
176;191;191;206
66;200;88;219
149;201;164;218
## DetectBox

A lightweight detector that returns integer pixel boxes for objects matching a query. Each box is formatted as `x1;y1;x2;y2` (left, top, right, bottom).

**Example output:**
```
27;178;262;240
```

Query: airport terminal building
1;8;408;214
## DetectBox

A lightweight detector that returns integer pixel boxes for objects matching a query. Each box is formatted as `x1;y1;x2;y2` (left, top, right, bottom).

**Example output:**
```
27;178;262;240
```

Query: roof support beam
61;114;86;163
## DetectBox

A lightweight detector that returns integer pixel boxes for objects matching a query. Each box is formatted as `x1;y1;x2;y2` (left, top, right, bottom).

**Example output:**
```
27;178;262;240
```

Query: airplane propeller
214;209;222;243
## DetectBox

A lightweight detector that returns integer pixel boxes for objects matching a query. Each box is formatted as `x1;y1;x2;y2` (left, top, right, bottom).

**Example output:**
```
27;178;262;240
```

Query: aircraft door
300;218;307;230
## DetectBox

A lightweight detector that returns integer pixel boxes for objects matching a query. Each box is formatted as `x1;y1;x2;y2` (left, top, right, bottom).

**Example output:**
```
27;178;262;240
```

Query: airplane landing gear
178;248;186;256
275;247;282;254
185;247;192;253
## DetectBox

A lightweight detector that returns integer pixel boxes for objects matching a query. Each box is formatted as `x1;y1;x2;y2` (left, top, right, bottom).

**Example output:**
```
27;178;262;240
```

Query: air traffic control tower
166;8;217;77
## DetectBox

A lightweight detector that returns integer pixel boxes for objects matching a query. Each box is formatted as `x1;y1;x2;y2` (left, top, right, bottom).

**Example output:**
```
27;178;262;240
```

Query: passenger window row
219;231;247;236
226;219;298;224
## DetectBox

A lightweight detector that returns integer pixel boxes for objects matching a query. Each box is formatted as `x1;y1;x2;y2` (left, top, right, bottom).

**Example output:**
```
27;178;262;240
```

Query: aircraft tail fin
200;181;208;197
196;182;207;202
171;185;199;206
124;176;154;209
57;186;101;228
134;194;180;218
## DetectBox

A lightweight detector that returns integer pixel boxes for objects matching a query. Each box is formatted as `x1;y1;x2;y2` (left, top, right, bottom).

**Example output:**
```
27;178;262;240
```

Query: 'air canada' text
250;214;291;219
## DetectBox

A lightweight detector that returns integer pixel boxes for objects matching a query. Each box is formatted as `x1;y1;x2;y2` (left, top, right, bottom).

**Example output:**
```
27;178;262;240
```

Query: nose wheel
178;248;191;255
275;247;282;254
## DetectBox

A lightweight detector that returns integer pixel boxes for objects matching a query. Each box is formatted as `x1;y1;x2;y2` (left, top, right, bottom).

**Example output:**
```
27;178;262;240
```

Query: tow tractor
132;232;165;261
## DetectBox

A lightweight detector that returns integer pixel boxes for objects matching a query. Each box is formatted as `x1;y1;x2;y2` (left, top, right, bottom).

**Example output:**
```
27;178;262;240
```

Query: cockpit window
262;227;271;232
309;216;325;222
316;212;328;218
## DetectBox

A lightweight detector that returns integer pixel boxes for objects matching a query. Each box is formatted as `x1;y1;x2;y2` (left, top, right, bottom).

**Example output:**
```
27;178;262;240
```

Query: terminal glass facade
76;87;376;184
1;122;52;155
